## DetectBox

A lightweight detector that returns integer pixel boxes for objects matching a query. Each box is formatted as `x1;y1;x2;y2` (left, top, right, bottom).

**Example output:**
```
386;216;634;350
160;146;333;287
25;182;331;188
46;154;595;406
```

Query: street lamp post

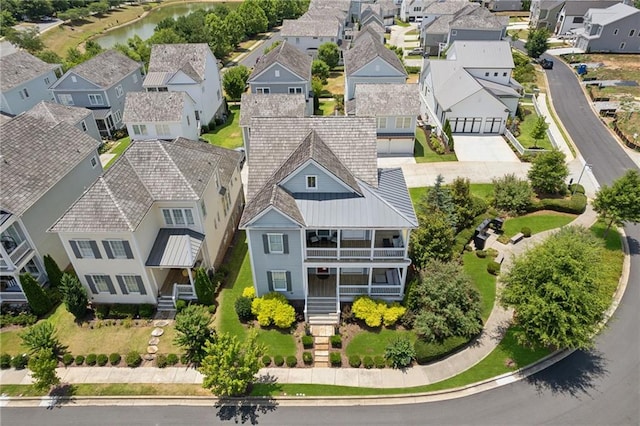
573;162;592;195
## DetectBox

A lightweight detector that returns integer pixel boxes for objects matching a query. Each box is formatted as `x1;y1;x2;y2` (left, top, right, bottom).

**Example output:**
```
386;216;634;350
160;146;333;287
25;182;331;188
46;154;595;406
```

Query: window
613;28;619;35
115;85;124;98
173;209;185;225
503;72;508;77
395;117;412;128
113;110;122;123
162;208;195;226
377;117;387;129
88;94;104;105
91;157;97;168
267;234;284;253
494;72;498;77
573;17;583;23
485;72;489;77
162;209;173;225
105;240;128;259
44;77;50;85
22;259;41;276
71;76;77;83
256;87;270;94
195;111;200;120
120;275;141;293
77;240;98;259
275;70;280;77
92;275;112;293
630;30;635;37
620;42;626;49
133;73;138;83
451;30;457;36
306;175;317;189
81;120;87;131
288;87;303;94
155;124;170;135
132;124;147;135
270;271;287;291
158;87;168;92
200;200;207;217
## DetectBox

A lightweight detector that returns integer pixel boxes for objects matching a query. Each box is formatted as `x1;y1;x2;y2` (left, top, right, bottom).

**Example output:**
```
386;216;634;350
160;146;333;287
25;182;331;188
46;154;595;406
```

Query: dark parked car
539;58;554;69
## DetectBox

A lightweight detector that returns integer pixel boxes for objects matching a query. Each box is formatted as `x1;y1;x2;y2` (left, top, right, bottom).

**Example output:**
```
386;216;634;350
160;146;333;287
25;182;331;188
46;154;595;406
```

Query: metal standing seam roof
239;93;307;127
142;72;172;87
123;91;190;123
249;41;312;83
354;83;421;116
145;228;205;267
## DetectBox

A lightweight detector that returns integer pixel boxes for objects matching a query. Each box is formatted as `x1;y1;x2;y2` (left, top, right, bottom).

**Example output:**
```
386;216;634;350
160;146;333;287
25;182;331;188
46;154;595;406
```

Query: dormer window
275;70;280;77
306;175;317;190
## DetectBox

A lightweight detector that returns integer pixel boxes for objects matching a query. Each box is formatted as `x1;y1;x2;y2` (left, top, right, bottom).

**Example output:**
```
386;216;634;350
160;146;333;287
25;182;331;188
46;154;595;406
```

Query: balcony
305;230;406;260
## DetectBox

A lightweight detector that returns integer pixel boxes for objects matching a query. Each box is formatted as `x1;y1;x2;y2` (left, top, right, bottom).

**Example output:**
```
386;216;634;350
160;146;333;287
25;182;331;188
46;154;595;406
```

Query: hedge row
453;213;493;254
94;304;155;320
414;336;470;365
529;193;587;214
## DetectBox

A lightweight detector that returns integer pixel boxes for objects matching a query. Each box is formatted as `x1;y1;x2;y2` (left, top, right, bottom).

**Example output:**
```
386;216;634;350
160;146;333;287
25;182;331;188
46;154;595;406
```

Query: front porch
305;229;408;260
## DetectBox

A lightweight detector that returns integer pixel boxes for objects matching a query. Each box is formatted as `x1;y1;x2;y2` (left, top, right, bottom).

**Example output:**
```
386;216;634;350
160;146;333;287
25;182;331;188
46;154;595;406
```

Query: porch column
335;267;340;313
404;229;411;259
336;230;341;260
399;266;407;298
0;244;14;270
187;268;195;294
370;230;376;260
367;266;373;297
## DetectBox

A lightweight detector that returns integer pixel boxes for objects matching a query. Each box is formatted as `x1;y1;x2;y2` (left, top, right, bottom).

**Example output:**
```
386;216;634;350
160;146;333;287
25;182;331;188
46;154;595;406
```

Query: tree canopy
527;150;569;195
410;209;455;268
174;305;214;364
525;28;549;58
492;173;533;214
60;273;88;321
592;169;640;237
318;42;340;69
223;65;250;101
311;59;330;82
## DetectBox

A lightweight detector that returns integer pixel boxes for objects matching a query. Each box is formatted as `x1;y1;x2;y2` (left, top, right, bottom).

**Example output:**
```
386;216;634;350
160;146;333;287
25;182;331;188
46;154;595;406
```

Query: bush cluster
10;354;28;369
167;354;179;366
385;337;415;369
414;336;468;365
330;334;342;348
75;355;85;366
97;354;108;366
521;227;532;238
251;292;296;329
126;351;142;368
86;353;97;366
363;356;374;369
94;303;153;320
530;193;587;214
262;355;272;366
0;353;12;369
301;335;314;349
487;261;501;276
349;355;361;368
352;296;406;328
374;356;386;369
303;352;313;365
0;312;37;328
475;250;487;258
329;352;342;367
109;353;121;366
241;287;256;299
286;356;297;367
234;296;254;322
273;355;285;367
156;354;168;368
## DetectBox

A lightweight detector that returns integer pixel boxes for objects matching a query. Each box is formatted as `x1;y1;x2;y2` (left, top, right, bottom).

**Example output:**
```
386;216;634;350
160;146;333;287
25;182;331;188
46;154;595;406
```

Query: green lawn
346;329;417;357
517;106;554;150
200;105;242;149
414;129;457;163
406;55;423;60
104;136;130;169
214;232;295;357
409;184;493;208
462;252;497;322
502;212;576;238
317;99;336;116
395;18;410;27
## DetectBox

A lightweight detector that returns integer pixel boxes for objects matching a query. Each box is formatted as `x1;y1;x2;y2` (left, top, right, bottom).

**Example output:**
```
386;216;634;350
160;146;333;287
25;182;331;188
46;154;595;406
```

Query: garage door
377;138;415;155
451;117;482;134
484;117;502;134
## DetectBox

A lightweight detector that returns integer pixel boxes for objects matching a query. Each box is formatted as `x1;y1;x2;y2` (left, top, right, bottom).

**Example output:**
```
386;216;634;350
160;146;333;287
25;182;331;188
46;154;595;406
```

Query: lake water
96;2;238;48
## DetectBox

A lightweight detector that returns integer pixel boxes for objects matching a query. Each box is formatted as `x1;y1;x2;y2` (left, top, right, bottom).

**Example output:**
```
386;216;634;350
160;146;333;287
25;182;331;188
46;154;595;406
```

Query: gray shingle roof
239;93;307;127
344;30;407;76
354;83;421;116
50;139;241;232
0;51;60;92
64;50;141;89
24;101;91;126
245;117;378;201
147;44;213;83
585;3;639;25
450;6;509;30
281;18;341;38
562;0;620;15
447;40;514;69
249;41;312;82
0;114;99;217
123;92;190;123
422;0;469;15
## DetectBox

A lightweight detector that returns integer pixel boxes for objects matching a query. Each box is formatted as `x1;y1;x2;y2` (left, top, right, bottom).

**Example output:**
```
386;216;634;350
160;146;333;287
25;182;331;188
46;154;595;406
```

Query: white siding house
123;92;199;141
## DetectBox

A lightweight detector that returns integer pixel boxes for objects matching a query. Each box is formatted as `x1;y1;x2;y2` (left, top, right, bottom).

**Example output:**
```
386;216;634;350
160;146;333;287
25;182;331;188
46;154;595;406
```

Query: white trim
246;231;260;296
278;159;358;194
288;86;303;94
267;233;284;254
270;270;288;291
248;62;308;83
240;205;304;228
88;93;105;106
255;87;271;94
305;175;318;190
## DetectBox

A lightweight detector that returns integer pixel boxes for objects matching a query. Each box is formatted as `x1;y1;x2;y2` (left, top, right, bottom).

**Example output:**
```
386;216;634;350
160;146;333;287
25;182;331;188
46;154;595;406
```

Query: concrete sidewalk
0;207;599;389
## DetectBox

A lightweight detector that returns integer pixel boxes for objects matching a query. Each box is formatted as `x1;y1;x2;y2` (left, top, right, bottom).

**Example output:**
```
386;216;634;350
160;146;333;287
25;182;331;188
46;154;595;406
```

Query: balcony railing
172;284;195;307
339;285;402;297
307;247;406;260
9;240;32;266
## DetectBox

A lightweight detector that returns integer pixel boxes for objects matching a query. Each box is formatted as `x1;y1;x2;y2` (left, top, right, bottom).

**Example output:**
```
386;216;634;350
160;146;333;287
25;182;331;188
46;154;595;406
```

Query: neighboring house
350;83;421;155
239;93;307;160
240;117;418;324
24;101;102;142
400;0;430;21
361;5;385;26
144;43;225;126
419;0;468;28
421;4;508;55
555;0;622;35
487;0;525;11
419;40;521;135
248;41;313;116
574;3;640;51
376;0;399;25
530;0;566;29
281;17;343;57
0;51;62;116
0;114;102;304
344;30;408;100
50;50;144;138
50;139;244;308
123;92;199;141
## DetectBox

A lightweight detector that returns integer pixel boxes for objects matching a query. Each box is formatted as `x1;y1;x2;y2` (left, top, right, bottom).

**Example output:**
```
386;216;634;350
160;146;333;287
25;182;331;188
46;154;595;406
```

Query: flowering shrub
251;292;295;329
352;296;406;328
242;287;256;299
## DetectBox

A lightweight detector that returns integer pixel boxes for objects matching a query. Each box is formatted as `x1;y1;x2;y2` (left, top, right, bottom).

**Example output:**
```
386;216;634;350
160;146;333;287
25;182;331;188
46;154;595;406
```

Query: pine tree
60;273;88;321
194;268;214;306
20;273;52;317
43;255;62;289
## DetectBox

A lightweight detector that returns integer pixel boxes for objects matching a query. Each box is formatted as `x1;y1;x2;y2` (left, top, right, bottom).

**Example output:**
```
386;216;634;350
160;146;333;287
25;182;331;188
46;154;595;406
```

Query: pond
95;1;239;49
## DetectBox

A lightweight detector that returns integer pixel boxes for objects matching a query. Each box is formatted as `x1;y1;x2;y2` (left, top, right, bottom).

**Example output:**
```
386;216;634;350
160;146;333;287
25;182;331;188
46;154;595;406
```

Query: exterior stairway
307;297;339;325
156;295;176;318
310;325;334;367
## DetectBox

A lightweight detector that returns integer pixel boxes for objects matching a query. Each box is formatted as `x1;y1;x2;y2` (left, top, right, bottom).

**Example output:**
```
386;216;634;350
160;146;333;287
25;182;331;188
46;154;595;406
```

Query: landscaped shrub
303;352;313;365
363;356;374;369
273;355;284;367
126;351;142;368
180;354;189;365
476;250;487;258
234;296;253;322
139;304;154;319
329;352;342;367
0;311;37;327
385;337;415;369
156;354;168;368
208;305;216;315
11;354;28;369
86;353;97;366
352;296;405;328
109;353;121;366
62;353;74;366
414;336;469;365
382;303;406;327
341;303;355;323
166;354;179;366
242;287;255;299
95;304;110;319
330;334;342;348
20;273;52;317
302;335;314;349
175;299;187;313
374;356;386;369
96;354;108;366
0;353;12;369
109;304;138;319
487;261;501;276
349;355;362;368
251;292;296;329
521;227;532;237
75;355;85;366
286;355;297;367
262;355;272;367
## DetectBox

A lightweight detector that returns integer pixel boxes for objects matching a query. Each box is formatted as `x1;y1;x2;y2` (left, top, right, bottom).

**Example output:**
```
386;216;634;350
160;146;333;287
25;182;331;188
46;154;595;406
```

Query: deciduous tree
527;150;569;195
223;65;250;100
530;116;548;148
318;42;340;69
20;322;67;359
592;169;640;237
311;59;330;83
174;305;214;364
238;0;269;36
492;173;533;214
5;27;44;53
410;210;455;268
28;348;60;393
525;27;549;58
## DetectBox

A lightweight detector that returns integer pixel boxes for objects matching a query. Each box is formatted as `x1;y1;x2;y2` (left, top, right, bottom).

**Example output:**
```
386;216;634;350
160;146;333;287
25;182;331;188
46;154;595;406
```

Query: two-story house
24;101;102;142
554;0;622;34
530;0;566;29
344;30;408;100
0;51;62;116
143;44;225;126
50;138;243;310
575;3;640;52
420;40;521;135
281;18;343;57
0;114;102;303
50;50;144;138
400;0;430;22
240;117;418;324
239;93;307;160
123;92;199;141
248;41;313;116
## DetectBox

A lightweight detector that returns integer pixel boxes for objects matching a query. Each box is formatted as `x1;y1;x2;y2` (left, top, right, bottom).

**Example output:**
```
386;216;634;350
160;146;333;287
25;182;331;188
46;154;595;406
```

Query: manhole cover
147;346;158;354
148;337;160;345
151;328;164;337
154;320;170;327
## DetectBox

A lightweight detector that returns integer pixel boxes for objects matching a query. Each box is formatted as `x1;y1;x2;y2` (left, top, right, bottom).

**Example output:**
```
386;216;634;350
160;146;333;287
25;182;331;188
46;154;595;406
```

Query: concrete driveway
454;135;520;162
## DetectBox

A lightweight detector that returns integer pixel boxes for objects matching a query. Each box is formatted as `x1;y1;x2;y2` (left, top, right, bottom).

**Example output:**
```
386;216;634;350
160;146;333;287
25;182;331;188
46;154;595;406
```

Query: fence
531;95;561;151
504;129;549;156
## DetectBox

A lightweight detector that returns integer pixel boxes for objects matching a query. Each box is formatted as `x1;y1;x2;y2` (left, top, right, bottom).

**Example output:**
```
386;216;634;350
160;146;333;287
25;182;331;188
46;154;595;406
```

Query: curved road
3;51;639;426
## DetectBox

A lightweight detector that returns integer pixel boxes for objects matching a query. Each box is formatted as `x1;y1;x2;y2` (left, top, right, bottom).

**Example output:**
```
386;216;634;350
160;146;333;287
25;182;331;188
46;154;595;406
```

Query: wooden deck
159;269;190;295
307;274;372;297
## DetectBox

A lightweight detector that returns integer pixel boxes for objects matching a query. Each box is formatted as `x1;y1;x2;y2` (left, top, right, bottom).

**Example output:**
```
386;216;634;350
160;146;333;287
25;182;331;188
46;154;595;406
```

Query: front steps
310;325;335;367
156;295;176;319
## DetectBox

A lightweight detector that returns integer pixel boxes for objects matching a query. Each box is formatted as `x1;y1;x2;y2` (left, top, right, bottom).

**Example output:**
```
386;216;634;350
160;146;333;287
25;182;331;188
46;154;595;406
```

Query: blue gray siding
281;163;352;194
0;69;58;116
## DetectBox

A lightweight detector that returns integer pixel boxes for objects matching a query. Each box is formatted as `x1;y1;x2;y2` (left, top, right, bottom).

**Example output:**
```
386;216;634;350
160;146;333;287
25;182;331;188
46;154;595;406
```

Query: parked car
539;58;554;69
408;47;424;56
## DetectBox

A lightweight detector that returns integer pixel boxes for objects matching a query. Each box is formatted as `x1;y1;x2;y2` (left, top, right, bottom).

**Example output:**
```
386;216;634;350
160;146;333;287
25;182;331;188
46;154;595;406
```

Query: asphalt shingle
64;50;141;89
239;93;307;127
146;44;213;83
249;41;312;82
354;83;420;117
0;51;59;92
344;30;406;76
123;91;189;123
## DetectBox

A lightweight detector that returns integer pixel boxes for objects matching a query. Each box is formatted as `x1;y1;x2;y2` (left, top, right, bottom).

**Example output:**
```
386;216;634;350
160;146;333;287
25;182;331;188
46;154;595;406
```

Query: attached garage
450;117;482;134
377;136;415;155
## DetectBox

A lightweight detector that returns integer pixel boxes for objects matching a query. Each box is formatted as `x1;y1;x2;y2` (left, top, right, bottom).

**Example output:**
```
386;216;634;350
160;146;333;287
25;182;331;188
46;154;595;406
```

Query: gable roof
123;91;191;123
146;44;213;84
447;40;514;69
585;2;639;25
239;93;307;127
344;31;407;76
0;114;99;217
354;83;421;116
562;0;621;16
249;41;312;82
50;139;241;233
59;50;140;89
0;51;60;92
281;17;342;38
23;101;91;126
422;0;470;15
